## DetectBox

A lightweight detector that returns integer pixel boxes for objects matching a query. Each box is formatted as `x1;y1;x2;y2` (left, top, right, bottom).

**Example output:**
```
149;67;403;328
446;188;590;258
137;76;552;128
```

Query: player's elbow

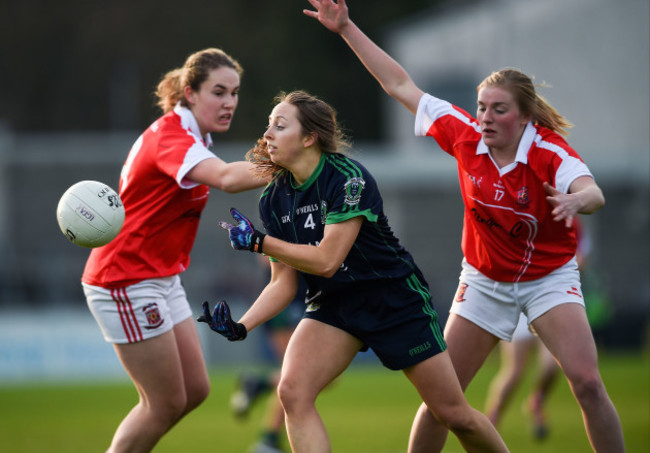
314;261;342;279
593;196;605;213
212;174;250;193
215;180;244;193
596;190;606;210
321;267;339;279
582;187;606;214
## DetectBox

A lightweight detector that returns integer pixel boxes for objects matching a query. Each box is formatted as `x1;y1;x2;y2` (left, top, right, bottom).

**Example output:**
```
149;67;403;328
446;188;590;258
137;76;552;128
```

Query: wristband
250;230;265;254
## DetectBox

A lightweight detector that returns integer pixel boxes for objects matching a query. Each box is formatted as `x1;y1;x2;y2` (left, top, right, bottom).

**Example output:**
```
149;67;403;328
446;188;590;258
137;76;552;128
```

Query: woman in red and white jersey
306;2;624;452
81;48;266;453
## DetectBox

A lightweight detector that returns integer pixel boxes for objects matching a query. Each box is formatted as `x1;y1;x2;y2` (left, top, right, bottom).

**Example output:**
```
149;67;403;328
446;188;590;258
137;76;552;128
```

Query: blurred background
0;0;647;382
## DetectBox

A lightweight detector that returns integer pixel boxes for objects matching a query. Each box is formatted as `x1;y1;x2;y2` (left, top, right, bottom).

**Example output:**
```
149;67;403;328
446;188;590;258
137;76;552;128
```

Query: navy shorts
303;272;447;370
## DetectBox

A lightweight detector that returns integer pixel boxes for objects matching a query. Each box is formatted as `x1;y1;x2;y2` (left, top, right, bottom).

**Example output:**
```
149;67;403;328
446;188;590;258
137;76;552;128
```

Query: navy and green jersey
258;152;418;295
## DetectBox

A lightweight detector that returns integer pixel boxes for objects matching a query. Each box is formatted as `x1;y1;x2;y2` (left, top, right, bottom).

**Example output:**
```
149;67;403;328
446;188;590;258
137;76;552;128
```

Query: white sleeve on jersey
176;143;217;189
414;93;478;137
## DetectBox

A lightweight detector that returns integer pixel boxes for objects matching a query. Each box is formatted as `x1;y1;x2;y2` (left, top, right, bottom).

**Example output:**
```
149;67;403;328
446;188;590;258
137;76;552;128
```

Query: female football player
200;90;508;452
303;1;625;452
81;48;266;452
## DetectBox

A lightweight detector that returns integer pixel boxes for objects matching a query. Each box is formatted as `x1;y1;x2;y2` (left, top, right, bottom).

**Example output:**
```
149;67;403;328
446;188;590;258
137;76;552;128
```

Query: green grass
0;352;647;452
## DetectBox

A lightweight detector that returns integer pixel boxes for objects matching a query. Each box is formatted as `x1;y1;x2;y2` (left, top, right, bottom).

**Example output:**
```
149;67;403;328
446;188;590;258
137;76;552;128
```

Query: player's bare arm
187;157;267;193
238;261;300;332
544;176;605;227
304;0;424;114
263;217;363;278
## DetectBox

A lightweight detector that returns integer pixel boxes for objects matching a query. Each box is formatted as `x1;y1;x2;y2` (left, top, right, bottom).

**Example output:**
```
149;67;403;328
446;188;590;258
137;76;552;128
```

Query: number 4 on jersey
304;213;316;229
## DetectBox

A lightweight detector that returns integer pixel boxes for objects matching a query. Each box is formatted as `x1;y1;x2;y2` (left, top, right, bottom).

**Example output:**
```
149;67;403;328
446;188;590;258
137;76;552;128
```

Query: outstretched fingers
543;182;574;227
215;300;231;325
230;207;249;223
303;0;349;33
218;221;234;231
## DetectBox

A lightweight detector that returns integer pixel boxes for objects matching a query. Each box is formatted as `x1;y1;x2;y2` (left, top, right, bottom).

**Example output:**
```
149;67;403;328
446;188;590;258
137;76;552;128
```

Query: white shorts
83;275;193;344
450;257;584;341
512;313;535;342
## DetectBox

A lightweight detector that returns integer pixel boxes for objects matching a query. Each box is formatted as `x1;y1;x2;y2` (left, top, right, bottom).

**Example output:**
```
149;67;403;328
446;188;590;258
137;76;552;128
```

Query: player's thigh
532;303;598;378
281;319;362;397
403;350;471;420
173;317;210;394
114;330;186;400
444;313;500;388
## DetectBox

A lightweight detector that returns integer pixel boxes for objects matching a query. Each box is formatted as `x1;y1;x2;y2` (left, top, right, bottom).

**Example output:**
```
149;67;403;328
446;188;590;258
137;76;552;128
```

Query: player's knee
432;404;479;434
186;379;210;412
277;375;314;415
277;377;297;412
569;372;607;407
147;392;189;426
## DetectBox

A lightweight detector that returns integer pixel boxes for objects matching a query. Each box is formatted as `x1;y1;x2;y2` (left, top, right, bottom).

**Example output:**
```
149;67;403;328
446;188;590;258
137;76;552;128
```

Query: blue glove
197;300;247;341
219;207;266;253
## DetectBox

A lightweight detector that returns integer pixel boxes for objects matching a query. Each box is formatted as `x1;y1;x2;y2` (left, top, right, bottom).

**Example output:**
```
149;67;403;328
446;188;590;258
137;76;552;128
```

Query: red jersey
82;105;217;288
415;94;592;282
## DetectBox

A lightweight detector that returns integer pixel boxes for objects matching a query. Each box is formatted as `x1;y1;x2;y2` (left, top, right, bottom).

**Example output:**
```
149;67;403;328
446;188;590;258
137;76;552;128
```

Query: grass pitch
0;351;647;452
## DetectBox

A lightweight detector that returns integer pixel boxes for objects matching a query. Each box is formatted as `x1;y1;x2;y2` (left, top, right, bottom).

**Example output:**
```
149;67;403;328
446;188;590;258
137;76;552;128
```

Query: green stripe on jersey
326;153;362;180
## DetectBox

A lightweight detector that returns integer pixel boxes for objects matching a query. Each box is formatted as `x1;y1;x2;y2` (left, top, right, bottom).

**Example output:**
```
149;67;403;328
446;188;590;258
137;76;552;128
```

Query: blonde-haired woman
82;48;265;452
305;1;625;452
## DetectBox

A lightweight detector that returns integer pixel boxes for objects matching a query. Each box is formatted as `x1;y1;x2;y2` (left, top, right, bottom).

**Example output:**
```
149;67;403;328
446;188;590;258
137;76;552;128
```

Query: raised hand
197;300;247;341
219;207;266;253
303;0;350;34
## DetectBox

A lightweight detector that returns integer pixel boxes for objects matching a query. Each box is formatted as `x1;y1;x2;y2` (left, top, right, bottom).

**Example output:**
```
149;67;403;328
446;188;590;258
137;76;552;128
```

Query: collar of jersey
476;121;535;164
173;102;214;148
290;153;326;191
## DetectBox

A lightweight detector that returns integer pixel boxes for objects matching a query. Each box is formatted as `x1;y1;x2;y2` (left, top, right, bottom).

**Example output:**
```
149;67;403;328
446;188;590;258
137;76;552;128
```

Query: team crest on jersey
343;177;365;206
321;200;328;224
516;186;530;206
142;303;164;329
454;282;468;303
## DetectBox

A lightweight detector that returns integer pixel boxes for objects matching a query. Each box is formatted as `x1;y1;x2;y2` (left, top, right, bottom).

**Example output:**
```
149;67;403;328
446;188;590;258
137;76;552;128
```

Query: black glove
218;207;266;253
197;300;247;341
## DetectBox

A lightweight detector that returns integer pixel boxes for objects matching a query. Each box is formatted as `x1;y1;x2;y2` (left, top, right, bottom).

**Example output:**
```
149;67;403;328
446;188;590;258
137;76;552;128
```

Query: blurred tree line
1;0;444;142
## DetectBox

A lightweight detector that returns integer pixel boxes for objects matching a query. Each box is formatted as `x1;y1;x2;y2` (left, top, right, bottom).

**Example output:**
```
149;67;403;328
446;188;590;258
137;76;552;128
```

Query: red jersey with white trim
82;105;217;288
415;94;593;282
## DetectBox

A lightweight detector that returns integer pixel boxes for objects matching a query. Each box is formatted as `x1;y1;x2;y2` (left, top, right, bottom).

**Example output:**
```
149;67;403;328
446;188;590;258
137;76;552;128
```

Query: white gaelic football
56;180;125;248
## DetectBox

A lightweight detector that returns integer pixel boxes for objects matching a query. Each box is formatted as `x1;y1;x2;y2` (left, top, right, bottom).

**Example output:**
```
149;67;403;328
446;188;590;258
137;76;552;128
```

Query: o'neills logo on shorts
142;303;165;329
409;341;432;357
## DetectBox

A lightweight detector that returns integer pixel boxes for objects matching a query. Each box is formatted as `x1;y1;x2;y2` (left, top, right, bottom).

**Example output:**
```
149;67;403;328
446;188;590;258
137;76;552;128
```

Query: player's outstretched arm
238;261;300;332
304;0;424;114
198;262;299;337
187;158;267;193
219;207;362;278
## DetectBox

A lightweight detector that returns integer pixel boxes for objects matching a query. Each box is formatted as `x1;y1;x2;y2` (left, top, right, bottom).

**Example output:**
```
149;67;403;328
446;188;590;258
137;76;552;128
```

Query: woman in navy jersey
200;90;508;452
303;1;625;452
81;48;266;453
